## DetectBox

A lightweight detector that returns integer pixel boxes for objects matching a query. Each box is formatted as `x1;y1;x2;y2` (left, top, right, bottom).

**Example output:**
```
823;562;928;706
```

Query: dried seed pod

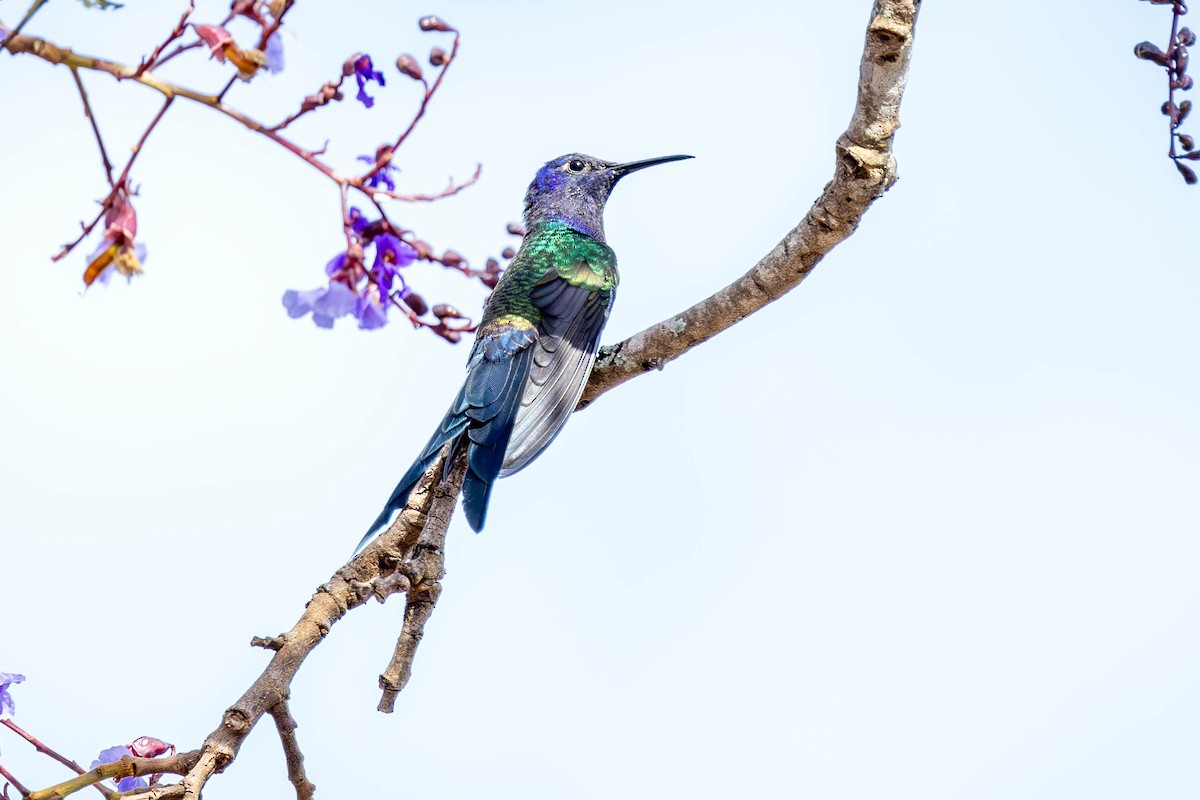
1176;160;1198;184
1135;41;1171;66
403;291;429;316
419;16;453;32
429;47;447;66
432;304;464;319
1180;133;1196;151
1179;28;1197;47
396;54;423;81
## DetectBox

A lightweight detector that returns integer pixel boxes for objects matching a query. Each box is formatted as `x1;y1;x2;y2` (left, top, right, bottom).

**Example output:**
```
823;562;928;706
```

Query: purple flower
348;207;370;235
282;282;358;328
91;745;149;793
0;672;24;718
353;55;385;108
265;31;285;73
357;155;397;192
325;251;348;277
371;233;417;291
355;294;389;329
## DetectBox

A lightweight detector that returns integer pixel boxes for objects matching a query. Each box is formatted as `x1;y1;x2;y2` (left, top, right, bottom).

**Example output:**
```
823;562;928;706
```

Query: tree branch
267;701;315;800
21;2;922;797
176;448;466;799
578;0;921;409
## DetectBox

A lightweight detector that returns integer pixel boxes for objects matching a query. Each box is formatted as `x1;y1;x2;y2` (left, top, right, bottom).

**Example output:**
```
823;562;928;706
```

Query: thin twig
371;163;482;203
51;96;174;262
0;763;30;799
2;718;113;798
70;66;115;186
360;28;461;187
133;1;194;78
268;702;315;800
0;0;49;59
148;40;202;71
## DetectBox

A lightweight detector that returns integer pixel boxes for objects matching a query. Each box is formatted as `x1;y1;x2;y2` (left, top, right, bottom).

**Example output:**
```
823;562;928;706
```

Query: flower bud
410;239;433;259
128;737;173;759
441;249;465;267
501;247;516;259
429;47;447;66
419;16;453;32
432;304;464;319
485;257;500;273
1180;133;1195;151
506;222;526;236
343;53;363;76
1176;160;1198;185
1176;74;1195;91
1180;100;1193;122
395;54;423;81
481;272;500;289
1135;41;1170;66
402;291;428;316
1179;28;1197;47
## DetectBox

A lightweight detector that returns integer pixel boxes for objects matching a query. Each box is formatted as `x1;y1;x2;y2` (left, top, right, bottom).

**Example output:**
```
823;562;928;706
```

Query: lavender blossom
265;32;285;73
282;282;358;328
91;746;149;793
356;294;390;329
0;671;24;718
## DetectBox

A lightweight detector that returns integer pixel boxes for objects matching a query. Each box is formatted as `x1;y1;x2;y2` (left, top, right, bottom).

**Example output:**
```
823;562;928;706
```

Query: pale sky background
1;1;1197;798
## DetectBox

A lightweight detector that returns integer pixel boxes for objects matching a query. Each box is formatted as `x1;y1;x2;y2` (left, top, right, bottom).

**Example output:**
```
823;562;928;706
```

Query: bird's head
522;153;692;240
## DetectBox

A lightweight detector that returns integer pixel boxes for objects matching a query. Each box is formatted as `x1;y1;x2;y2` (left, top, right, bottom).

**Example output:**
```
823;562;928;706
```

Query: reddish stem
1;719;112;798
0;762;31;798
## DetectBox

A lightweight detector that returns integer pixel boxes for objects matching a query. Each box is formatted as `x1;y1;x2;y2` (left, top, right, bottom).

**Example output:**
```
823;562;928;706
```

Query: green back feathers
483;221;617;327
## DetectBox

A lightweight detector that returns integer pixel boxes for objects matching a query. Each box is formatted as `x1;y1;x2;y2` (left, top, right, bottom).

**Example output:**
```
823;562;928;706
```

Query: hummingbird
357;152;692;550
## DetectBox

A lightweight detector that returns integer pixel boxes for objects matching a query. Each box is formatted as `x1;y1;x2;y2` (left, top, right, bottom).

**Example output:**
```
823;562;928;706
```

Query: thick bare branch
578;0;921;409
178;448;466;799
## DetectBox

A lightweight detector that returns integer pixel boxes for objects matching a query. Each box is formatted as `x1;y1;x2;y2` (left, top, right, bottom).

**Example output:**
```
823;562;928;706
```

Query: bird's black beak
611;154;694;177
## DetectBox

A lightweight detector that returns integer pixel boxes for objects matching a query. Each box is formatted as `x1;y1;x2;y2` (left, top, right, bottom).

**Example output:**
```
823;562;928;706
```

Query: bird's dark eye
567;159;586;173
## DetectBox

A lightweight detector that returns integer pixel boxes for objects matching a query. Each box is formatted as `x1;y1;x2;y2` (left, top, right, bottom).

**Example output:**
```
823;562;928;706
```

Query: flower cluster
283;203;514;340
49;6;488;344
1134;0;1198;183
283;214;419;330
